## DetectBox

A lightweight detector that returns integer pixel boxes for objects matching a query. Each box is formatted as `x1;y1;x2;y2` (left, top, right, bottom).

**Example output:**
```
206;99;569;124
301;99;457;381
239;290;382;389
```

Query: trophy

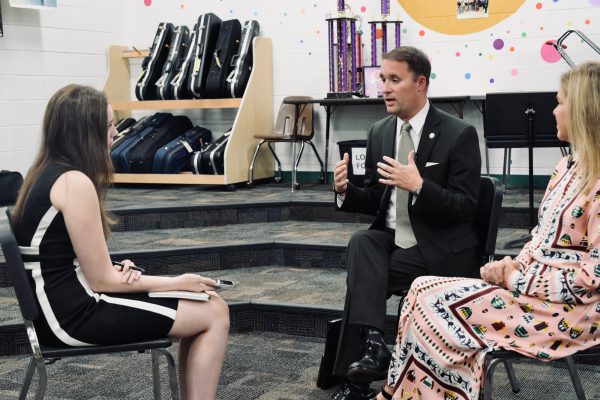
368;0;403;66
326;0;360;98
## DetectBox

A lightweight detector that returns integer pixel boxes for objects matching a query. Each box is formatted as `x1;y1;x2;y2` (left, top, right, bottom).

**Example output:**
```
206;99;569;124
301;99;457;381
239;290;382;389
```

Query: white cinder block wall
0;0;128;175
1;0;599;178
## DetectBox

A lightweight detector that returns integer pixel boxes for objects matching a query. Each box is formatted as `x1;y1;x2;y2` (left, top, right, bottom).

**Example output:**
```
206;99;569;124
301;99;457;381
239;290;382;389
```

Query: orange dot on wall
376;28;383;39
585;19;591;25
180;3;185;9
510;46;515;52
419;30;426;37
535;2;542;9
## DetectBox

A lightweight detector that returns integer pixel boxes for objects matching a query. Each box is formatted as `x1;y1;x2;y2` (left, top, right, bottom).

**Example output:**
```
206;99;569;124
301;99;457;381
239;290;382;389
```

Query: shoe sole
346;366;388;384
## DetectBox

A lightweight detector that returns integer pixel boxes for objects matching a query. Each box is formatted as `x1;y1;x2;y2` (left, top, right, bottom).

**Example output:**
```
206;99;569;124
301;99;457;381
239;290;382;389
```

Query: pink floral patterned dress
386;156;600;400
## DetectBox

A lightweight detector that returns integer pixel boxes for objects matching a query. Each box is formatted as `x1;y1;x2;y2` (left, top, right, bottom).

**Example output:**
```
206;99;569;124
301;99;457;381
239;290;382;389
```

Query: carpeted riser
112;204;372;232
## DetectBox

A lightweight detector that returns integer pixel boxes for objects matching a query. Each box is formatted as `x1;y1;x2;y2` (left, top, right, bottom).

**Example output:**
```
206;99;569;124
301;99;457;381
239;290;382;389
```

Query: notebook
148;291;209;301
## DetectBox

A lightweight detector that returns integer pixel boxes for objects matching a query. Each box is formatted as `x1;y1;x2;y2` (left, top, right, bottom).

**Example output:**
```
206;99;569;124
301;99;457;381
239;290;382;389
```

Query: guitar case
111;116;149;153
205;19;241;99
226;20;260;98
190;131;230;174
114;117;137;132
153;126;213;174
135;22;174;101
170;23;198;100
128;115;193;173
188;13;222;99
111;113;172;173
155;25;190;100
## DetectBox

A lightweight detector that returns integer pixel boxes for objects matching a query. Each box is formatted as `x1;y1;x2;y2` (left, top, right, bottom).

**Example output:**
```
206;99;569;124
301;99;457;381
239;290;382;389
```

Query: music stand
484;92;567;248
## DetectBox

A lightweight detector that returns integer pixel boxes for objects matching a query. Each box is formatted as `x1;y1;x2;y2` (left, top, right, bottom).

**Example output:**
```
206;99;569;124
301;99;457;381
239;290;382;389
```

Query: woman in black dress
12;84;229;400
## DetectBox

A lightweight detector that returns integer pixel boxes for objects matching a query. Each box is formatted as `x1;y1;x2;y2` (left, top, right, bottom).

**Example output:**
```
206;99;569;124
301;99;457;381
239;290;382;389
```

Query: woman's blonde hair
13;84;115;236
561;61;600;193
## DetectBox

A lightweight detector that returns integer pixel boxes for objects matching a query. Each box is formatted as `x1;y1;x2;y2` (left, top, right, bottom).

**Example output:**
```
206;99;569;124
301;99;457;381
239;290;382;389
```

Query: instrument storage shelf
103;37;274;186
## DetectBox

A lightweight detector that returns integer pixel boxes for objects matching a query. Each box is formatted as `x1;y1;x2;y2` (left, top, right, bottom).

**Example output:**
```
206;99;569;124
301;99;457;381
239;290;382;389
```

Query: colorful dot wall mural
138;0;599;91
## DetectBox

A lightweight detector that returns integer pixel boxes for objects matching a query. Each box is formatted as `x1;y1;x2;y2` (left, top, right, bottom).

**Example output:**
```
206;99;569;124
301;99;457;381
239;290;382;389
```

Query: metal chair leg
503;360;521;394
151;350;161;400
33;358;47;400
293;141;306;190
248;140;265;186
19;357;36;400
307;140;325;183
482;357;504;400
266;142;282;183
155;348;179;400
565;356;587;400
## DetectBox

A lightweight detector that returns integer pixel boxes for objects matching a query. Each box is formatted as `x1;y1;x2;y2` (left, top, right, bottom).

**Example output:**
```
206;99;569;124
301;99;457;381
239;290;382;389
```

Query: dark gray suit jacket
338;103;482;277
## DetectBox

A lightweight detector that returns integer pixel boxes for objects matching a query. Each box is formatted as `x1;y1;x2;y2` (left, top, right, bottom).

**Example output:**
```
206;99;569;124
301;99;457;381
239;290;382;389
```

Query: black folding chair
0;208;179;400
395;175;504;312
483;346;600;400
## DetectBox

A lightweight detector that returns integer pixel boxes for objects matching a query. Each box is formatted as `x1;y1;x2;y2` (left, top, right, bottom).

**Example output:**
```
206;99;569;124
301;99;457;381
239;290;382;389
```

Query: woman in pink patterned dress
375;62;600;400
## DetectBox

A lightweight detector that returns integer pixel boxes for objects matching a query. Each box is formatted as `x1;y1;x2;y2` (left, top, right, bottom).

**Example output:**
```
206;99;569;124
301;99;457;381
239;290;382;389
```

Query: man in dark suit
330;46;481;400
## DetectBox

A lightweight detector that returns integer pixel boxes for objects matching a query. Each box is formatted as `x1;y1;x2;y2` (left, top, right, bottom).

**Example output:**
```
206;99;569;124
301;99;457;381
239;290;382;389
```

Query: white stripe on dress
25;261;92;346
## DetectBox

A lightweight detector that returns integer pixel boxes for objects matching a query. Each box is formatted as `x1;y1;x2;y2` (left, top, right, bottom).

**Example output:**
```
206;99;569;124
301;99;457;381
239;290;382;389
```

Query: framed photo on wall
9;0;57;9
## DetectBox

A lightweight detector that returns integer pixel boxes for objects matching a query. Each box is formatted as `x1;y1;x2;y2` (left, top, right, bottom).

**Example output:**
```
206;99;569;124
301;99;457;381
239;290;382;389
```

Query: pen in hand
113;261;146;273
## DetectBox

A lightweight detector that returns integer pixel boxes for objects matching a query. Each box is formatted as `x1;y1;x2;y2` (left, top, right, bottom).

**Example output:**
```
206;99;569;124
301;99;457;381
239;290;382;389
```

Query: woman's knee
210;295;230;331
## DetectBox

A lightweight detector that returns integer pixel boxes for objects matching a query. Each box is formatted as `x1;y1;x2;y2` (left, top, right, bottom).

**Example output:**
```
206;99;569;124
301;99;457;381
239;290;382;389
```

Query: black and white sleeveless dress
14;162;178;347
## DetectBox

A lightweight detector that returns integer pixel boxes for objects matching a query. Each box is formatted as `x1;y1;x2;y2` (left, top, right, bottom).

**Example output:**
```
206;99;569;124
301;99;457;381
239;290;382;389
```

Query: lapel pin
429;132;436;139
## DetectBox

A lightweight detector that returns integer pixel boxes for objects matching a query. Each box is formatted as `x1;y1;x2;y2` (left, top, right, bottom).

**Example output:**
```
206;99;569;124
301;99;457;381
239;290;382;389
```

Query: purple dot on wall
493;39;504;50
589;0;600;5
490;78;495;83
541;40;562;63
465;72;472;79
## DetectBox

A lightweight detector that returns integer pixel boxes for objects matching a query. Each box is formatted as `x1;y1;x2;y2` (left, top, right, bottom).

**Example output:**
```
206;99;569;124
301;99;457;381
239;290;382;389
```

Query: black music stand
484;92;567;248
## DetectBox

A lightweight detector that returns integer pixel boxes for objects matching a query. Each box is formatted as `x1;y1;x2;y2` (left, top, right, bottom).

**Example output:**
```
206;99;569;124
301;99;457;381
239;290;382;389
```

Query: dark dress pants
332;228;427;378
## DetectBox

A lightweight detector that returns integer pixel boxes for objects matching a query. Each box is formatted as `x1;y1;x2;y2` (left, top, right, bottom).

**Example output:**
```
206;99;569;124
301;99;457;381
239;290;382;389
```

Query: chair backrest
294;100;314;140
0;208;39;322
476;176;504;264
273;101;296;135
274;96;314;139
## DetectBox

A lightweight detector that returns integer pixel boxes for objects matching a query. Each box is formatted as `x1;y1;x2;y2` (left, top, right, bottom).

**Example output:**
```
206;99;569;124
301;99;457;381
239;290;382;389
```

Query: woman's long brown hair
13;84;115;236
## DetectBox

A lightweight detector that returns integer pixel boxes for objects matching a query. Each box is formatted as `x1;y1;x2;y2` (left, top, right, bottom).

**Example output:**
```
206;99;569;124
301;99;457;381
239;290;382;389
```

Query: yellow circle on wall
396;0;527;35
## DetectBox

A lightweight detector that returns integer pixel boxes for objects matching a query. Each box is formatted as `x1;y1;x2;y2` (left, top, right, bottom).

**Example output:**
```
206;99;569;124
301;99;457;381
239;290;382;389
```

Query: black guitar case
205;19;241;99
111;116;149;153
170;23;198;100
155;25;190;100
188;13;222;99
153;126;213;173
190;131;230;174
111;113;173;173
114;117;137;132
226;20;260;98
135;22;174;101
128;116;193;173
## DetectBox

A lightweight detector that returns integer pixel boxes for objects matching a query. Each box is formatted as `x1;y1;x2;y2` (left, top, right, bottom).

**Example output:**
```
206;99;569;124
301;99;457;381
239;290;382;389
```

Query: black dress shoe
331;381;377;400
346;332;392;383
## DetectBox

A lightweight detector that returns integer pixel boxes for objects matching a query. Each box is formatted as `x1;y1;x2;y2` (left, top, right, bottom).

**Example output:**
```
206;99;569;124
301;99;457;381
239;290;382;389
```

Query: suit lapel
382;116;396;159
416;104;442;174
